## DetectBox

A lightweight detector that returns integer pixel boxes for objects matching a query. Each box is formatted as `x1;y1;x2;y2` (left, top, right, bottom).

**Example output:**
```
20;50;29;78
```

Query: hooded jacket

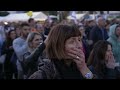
107;24;120;63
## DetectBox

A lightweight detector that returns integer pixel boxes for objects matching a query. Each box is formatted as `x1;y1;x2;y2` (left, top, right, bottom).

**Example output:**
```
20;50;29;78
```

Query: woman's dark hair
87;40;112;77
46;24;81;60
6;30;16;48
26;32;41;48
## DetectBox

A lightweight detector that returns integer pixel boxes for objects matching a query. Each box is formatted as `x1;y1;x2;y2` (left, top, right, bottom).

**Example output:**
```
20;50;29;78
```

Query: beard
23;33;29;39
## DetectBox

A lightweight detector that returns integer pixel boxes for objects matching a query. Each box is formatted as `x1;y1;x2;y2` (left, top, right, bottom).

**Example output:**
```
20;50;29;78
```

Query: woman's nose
110;51;113;55
76;42;82;49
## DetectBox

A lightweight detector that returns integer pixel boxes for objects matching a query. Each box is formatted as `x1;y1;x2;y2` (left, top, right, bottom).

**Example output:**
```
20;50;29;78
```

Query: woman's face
105;45;113;61
65;36;83;59
115;26;120;37
16;28;21;36
10;31;16;40
31;34;43;49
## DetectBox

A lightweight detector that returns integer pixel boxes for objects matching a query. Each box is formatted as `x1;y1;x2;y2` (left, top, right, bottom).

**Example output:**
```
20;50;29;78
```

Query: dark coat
23;43;46;78
1;41;14;73
82;36;90;62
85;26;93;40
89;25;109;46
44;27;50;36
29;59;88;79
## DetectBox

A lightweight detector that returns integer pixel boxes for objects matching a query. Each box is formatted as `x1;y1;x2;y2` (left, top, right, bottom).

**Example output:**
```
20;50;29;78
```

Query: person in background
23;32;44;78
44;19;52;36
28;18;36;32
36;24;46;41
87;40;120;79
107;24;120;64
78;25;90;62
89;16;109;50
105;20;111;37
13;23;30;79
29;24;96;79
85;19;95;40
15;25;21;37
1;30;16;79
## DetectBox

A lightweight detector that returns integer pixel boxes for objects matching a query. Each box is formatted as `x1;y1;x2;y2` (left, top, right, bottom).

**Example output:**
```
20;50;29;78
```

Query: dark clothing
29;59;85;79
53;60;84;79
1;41;14;79
0;64;4;79
82;36;90;62
10;52;18;79
85;26;93;40
44;27;50;36
89;65;120;79
23;43;46;78
41;33;46;41
89;25;109;47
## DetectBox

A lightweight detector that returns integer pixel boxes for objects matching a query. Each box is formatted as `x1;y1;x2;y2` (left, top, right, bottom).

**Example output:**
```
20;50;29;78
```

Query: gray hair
96;16;104;25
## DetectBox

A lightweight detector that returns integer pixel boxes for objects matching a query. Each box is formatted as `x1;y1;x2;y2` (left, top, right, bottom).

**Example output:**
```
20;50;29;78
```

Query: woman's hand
66;47;93;78
106;54;116;69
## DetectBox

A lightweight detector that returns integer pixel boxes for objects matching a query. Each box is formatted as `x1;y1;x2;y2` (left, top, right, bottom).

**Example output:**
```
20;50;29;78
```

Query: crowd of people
0;15;120;79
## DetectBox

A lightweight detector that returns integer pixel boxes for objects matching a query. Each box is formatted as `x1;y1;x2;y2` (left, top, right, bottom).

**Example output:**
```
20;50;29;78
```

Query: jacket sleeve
28;60;55;79
28;70;47;79
23;43;46;66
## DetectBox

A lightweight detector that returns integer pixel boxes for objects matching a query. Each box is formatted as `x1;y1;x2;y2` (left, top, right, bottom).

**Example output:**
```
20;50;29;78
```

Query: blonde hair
26;32;41;52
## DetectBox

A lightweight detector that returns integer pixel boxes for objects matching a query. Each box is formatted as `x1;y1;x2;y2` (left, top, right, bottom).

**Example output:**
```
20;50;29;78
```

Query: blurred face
31;34;43;49
115;26;120;37
10;31;16;40
98;18;106;27
79;27;85;36
105;45;113;61
22;26;30;38
45;21;51;28
65;36;83;59
30;20;35;26
36;25;44;33
16;28;21;36
89;21;96;27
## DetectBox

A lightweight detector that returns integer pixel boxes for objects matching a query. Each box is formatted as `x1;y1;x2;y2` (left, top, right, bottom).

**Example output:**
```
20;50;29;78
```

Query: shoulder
13;37;21;43
29;70;47;79
29;60;56;79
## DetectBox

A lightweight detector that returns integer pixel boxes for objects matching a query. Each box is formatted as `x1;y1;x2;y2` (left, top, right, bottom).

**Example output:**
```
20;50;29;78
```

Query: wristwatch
84;72;93;79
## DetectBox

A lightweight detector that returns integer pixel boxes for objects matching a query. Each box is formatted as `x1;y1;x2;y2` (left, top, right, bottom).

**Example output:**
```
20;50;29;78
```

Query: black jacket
89;25;109;46
23;43;46;78
29;59;87;79
1;41;14;72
